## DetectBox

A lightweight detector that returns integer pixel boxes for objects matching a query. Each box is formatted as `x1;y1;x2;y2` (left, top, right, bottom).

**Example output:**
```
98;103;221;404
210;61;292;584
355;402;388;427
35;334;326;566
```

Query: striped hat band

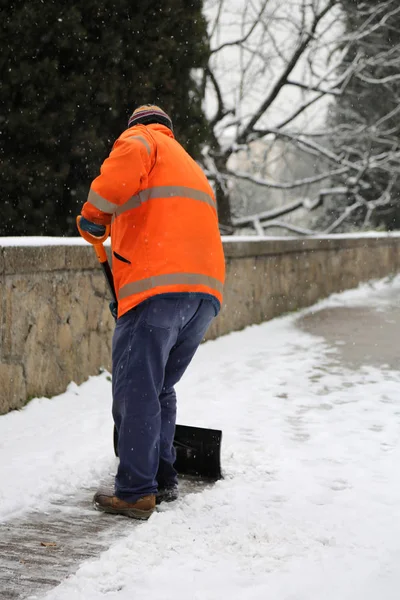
128;105;173;131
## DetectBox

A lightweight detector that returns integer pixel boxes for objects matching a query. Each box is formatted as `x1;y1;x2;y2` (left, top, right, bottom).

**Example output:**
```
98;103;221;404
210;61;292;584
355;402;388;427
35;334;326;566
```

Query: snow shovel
76;216;223;481
113;424;222;480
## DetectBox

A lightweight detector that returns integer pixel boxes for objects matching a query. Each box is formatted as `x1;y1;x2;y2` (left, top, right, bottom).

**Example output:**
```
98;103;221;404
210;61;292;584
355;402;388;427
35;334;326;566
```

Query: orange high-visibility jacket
81;123;225;318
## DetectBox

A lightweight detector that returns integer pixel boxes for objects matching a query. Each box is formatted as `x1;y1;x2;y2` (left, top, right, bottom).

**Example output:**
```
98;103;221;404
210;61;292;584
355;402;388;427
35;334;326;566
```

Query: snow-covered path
2;276;400;600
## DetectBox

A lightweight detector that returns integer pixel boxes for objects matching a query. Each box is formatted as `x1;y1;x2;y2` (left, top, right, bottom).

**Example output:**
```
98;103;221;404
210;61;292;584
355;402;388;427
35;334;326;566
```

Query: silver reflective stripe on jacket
89;185;216;217
127;135;151;155
87;189;117;213
114;185;216;217
118;272;224;300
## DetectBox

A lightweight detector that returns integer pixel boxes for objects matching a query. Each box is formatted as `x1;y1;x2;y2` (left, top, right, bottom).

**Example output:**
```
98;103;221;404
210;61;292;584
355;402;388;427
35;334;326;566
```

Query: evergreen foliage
1;0;210;235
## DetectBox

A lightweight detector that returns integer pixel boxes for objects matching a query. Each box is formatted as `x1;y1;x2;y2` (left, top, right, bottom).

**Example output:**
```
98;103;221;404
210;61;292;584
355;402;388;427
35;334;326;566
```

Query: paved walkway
297;285;400;370
0;478;207;600
0;483;125;600
2;285;399;600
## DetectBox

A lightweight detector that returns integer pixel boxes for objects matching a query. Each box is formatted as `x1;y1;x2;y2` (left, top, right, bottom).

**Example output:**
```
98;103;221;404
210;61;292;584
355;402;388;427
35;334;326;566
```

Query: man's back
81;110;225;319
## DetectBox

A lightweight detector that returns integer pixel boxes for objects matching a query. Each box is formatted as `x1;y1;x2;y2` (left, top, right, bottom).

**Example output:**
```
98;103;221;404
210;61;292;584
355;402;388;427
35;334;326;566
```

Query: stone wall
1;234;400;414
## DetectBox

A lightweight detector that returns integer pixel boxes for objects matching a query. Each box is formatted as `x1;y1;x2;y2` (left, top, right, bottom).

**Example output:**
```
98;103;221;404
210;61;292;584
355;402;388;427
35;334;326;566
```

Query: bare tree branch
226;166;349;189
205;65;234;128
323;201;364;234
203;0;400;233
236;0;338;145
286;79;341;96
259;221;317;235
210;0;269;54
232;186;348;229
232;200;310;225
355;72;400;85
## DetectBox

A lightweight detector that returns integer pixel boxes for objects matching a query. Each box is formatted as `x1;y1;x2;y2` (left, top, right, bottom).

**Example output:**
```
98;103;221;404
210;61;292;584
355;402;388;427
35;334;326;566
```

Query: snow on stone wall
1;234;400;413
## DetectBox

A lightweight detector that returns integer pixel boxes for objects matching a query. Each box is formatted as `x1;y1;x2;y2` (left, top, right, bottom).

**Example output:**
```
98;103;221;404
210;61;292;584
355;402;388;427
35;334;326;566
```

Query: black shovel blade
174;424;222;481
113;424;222;481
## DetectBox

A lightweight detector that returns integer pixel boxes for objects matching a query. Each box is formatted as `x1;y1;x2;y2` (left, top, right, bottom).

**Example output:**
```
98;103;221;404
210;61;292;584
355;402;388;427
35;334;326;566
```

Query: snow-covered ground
2;277;400;599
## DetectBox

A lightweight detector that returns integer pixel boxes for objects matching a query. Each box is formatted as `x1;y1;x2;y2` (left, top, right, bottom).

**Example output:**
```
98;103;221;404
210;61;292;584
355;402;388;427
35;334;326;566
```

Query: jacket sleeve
81;130;156;225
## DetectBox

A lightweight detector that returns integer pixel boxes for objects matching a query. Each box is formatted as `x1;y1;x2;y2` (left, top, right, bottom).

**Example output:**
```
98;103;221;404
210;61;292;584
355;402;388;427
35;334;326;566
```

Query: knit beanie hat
128;104;173;131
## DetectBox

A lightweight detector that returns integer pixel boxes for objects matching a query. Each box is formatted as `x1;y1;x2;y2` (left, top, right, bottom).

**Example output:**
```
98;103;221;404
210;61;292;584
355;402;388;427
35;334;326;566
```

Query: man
78;105;225;519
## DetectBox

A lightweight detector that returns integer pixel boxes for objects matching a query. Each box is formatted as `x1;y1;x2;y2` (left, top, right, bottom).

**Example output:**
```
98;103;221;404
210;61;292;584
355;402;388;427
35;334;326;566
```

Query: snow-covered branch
236;0;338;145
226;166;349;190
203;0;400;233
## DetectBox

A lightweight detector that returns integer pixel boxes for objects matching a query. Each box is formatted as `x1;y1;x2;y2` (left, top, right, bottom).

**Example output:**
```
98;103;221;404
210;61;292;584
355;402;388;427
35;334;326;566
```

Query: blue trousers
111;295;216;502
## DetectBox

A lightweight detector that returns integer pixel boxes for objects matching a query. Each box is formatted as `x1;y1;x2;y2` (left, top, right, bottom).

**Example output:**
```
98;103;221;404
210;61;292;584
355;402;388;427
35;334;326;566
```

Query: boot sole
93;501;155;520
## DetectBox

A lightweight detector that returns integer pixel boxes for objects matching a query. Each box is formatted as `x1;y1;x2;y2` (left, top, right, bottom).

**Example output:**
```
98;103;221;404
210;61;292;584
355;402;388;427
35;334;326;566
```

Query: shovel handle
76;216;110;246
76;216;117;303
100;259;117;303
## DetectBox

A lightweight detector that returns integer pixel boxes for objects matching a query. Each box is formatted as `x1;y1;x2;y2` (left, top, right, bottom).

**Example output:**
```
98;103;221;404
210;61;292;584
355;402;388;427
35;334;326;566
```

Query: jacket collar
146;123;175;139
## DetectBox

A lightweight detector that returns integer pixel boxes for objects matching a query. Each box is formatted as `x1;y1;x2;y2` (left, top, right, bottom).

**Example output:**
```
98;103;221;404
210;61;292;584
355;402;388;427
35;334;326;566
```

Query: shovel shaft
76;215;118;304
100;257;117;303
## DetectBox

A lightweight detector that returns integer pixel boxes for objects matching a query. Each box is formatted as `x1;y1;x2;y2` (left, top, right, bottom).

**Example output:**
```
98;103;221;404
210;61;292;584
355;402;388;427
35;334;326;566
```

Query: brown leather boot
93;487;156;520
